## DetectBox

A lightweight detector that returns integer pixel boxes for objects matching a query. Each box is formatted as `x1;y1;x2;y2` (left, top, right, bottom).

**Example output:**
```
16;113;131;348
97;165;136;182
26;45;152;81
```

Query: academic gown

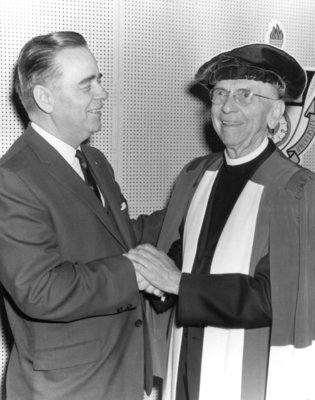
155;143;315;400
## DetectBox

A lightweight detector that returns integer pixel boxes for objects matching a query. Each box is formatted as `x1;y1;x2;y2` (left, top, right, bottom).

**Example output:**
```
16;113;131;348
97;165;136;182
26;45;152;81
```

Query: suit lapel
23;126;129;250
82;145;137;249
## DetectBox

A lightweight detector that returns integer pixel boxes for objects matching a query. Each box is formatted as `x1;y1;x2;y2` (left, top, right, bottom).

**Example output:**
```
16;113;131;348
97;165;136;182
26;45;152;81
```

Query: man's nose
98;87;109;101
221;93;238;112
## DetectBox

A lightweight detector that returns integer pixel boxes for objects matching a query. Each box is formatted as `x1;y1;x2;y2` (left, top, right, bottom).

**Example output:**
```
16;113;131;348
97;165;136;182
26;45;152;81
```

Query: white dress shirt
31;122;104;205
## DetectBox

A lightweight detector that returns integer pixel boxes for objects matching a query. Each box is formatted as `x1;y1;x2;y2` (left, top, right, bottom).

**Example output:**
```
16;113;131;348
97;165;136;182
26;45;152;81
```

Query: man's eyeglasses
209;88;279;106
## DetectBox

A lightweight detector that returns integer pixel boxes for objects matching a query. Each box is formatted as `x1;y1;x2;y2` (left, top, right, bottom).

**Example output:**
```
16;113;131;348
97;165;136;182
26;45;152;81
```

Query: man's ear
268;99;285;130
33;85;54;113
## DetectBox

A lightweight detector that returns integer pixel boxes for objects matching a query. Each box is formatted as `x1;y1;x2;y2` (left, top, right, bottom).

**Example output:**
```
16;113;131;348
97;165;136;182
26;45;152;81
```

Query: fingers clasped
125;244;181;295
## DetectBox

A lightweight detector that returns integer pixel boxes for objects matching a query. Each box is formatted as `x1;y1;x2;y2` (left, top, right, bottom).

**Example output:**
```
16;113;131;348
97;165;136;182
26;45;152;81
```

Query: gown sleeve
176;252;272;329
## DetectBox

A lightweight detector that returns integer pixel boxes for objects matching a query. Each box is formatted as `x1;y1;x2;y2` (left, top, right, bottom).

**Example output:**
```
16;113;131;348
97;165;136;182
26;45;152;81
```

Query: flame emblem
265;20;285;49
269;24;284;48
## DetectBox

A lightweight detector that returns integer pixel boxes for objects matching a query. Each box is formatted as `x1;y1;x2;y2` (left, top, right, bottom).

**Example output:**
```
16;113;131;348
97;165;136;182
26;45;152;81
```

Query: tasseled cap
195;43;307;101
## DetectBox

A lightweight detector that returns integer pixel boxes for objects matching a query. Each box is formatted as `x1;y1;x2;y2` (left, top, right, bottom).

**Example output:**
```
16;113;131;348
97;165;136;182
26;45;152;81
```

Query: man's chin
89;123;102;135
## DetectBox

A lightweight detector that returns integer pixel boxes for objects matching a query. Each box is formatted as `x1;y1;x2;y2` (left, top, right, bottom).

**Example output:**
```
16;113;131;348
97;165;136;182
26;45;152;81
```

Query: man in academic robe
126;43;315;400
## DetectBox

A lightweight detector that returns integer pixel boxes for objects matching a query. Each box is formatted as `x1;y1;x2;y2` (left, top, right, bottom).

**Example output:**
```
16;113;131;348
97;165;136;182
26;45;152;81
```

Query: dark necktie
75;149;102;202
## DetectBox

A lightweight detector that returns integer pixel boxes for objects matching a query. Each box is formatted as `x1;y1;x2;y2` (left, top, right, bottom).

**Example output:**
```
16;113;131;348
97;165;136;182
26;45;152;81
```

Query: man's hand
123;252;164;297
134;267;165;297
125;244;181;295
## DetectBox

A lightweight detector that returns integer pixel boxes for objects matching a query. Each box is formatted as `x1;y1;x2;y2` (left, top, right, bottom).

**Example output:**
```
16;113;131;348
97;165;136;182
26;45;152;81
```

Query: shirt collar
224;137;269;166
31;122;79;165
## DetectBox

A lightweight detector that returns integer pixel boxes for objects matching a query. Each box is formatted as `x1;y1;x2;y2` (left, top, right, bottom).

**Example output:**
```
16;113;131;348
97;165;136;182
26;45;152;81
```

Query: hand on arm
134;266;165;298
125;243;181;295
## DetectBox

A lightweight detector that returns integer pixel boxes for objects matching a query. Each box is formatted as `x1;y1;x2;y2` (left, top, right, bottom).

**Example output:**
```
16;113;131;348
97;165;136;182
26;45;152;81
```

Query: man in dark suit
0;31;163;400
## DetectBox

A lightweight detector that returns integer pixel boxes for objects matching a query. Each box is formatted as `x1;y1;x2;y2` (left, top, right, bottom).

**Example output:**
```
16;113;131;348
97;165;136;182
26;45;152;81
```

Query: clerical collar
224;137;269;166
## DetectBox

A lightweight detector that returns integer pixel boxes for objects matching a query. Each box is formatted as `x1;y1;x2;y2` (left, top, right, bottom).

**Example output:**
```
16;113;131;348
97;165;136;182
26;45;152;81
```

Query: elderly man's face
210;79;280;158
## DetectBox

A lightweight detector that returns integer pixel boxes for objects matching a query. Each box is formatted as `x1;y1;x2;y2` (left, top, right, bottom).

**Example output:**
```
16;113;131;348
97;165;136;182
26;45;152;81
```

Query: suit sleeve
132;209;166;245
0;168;139;323
176;253;272;329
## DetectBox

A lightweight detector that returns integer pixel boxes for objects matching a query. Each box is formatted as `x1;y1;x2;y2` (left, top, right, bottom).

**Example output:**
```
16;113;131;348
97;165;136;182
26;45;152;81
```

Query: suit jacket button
134;319;143;327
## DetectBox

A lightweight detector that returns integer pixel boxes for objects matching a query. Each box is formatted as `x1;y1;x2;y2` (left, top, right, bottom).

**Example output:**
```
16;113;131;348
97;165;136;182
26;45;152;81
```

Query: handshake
124;243;181;298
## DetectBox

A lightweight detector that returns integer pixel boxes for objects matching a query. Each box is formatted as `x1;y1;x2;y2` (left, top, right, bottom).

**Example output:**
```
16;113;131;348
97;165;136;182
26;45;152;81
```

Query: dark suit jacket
0;125;161;400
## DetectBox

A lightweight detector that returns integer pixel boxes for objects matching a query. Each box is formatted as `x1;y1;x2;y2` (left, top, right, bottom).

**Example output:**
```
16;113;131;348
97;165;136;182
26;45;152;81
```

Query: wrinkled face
49;47;108;148
210;79;280;158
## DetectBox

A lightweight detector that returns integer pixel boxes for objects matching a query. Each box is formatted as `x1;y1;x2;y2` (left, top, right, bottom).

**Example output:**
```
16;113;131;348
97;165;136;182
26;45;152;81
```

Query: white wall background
1;0;315;399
